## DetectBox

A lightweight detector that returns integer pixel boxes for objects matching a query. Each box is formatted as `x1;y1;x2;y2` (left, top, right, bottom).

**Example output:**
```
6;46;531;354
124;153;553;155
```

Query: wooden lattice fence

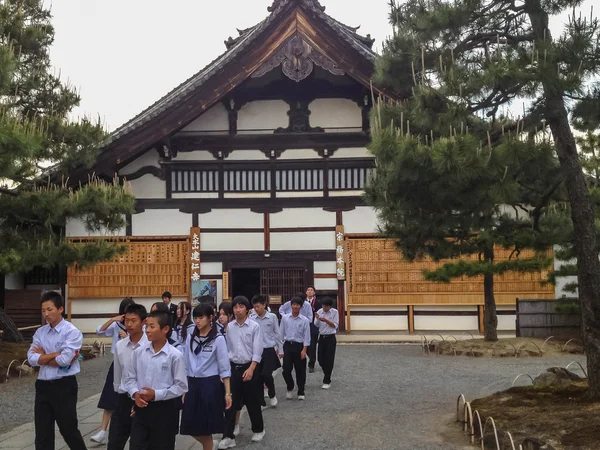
346;238;554;306
67;237;189;299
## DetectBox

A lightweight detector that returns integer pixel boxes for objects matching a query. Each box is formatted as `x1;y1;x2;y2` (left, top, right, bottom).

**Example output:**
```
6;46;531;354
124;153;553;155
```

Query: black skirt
180;375;226;437
260;347;281;375
97;361;118;410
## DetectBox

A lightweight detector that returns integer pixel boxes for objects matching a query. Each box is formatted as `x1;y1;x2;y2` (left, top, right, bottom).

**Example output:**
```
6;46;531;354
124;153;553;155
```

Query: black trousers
129;398;180;450
34;376;87;450
317;334;337;384
308;323;319;368
223;362;264;438
282;341;307;395
107;393;134;450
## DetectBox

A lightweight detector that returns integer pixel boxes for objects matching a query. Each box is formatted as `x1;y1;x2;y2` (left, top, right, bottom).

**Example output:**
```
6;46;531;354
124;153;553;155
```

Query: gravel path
0;345;586;449
0;355;113;435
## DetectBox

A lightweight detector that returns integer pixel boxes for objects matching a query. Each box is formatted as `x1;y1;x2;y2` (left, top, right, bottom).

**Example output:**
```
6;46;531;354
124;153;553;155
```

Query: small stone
532;372;572;389
546;367;583;381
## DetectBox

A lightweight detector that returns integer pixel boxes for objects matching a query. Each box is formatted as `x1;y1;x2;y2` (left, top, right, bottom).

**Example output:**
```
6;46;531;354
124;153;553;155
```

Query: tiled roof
104;0;376;148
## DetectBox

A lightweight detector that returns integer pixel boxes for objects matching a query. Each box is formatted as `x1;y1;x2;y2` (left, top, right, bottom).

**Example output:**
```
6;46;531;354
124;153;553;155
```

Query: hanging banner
222;271;230;301
190;227;201;301
335;225;346;280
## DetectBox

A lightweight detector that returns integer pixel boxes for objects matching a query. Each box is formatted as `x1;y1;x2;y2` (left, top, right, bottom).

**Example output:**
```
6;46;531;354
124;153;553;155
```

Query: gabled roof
92;0;388;175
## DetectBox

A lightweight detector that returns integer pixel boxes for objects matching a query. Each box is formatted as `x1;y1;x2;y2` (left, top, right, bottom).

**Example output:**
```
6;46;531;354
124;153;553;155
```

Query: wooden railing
167;158;375;196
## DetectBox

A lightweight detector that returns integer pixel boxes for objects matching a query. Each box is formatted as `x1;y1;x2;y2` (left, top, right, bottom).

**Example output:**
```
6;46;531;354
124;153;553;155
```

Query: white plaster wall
128;174;165;199
270;208;335;228
329;190;364;197
554;249;577;298
201;233;264;251
66;217;126;237
270;231;334;251
309;99;362;130
5;273;24;290
278;149;320;160
119;149;160;175
227;150;267;161
199;209;263;228
276;192;324;198
200;262;223;275
314;261;336;274
314;278;338;291
131;210;191;236
497;305;517;331
173;150;216;161
181;103;229;132
349;307;409;331
172;193;219;199
238;100;289;132
330;147;372;159
342;207;379;234
413;305;479;331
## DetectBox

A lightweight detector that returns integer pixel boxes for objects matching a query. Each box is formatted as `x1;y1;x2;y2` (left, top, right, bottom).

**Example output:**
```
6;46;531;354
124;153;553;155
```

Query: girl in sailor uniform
181;304;232;450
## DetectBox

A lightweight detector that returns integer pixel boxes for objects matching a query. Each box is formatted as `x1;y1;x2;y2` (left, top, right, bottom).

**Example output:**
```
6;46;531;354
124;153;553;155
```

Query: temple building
4;0;555;334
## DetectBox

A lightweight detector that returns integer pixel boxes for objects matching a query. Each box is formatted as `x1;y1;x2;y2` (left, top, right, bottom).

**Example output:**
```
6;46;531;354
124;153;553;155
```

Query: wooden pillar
478;305;485;335
264;213;270;252
408;305;415;334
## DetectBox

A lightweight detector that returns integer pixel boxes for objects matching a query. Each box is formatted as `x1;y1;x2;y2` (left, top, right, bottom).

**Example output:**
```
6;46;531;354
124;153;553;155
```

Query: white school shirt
250;312;282;350
314;308;339;335
279;300;313;322
184;332;231;379
173;323;195;346
27;318;83;380
125;341;188;401
280;314;311;354
113;333;148;394
226;318;263;364
97;321;127;354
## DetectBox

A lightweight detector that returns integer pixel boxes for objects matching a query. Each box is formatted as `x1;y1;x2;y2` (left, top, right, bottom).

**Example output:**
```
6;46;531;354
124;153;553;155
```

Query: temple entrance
230;266;305;311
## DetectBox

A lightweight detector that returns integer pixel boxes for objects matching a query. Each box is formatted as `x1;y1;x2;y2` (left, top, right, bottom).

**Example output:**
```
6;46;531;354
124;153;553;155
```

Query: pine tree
0;0;135;274
373;0;600;395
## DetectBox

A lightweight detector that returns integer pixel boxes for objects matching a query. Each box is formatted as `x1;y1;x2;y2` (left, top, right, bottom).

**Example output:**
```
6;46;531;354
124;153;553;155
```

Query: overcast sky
44;0;591;132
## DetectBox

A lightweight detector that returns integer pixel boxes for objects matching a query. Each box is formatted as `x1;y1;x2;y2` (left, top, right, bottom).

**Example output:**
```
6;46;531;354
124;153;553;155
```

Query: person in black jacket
162;292;178;329
305;286;322;373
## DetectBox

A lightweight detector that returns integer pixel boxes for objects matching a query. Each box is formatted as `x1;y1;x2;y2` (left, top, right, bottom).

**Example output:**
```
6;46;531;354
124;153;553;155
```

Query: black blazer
168;303;178;328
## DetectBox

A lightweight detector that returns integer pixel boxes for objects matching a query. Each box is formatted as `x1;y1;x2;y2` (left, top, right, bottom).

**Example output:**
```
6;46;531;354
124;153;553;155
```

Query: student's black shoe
308;366;315;373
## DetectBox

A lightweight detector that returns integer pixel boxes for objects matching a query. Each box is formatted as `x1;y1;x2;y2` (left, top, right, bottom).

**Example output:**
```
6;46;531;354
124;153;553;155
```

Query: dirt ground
470;382;600;449
435;337;584;357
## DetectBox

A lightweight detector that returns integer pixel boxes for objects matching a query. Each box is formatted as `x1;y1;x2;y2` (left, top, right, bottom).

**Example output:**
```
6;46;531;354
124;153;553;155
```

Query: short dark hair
290;296;304;306
162;291;172;299
321;296;333;307
294;292;307;301
119;298;136;315
151;302;169;313
125;304;147;321
306;285;315;291
41;291;64;309
251;295;267;305
193;303;215;319
219;302;232;316
147;311;171;329
232;296;251;311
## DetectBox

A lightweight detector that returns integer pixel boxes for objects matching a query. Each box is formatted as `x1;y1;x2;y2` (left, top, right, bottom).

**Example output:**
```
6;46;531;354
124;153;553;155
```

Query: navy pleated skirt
180;375;226;437
97;361;118;410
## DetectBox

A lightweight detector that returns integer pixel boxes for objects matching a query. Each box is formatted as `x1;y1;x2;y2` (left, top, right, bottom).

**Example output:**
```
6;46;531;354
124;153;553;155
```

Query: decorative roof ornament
252;34;344;82
267;0;326;13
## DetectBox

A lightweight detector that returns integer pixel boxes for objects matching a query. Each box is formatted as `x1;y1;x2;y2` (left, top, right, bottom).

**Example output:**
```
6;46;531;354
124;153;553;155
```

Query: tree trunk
0;307;25;343
527;1;600;398
483;246;498;341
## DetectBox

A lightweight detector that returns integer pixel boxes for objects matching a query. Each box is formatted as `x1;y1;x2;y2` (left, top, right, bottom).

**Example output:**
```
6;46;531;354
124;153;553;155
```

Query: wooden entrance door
260;268;304;306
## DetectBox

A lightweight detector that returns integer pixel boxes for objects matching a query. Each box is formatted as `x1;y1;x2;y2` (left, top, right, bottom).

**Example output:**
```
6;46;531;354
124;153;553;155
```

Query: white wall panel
270;208;335;228
278;149;319;160
200;262;223;275
314;278;338;291
66;218;126;237
330;147;372;159
201;233;263;251
132;210;191;236
270;231;334;251
181;103;229;132
414;316;479;331
310;99;362;129
314;261;336;274
349;314;409;331
129;175;165;199
173;150;216;161
342;207;379;233
119;149;160;175
238;100;289;131
198;209;263;228
227;150;267;161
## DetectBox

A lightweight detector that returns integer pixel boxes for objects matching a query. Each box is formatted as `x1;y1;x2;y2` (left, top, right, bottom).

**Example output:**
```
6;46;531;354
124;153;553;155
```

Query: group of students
27;286;339;450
